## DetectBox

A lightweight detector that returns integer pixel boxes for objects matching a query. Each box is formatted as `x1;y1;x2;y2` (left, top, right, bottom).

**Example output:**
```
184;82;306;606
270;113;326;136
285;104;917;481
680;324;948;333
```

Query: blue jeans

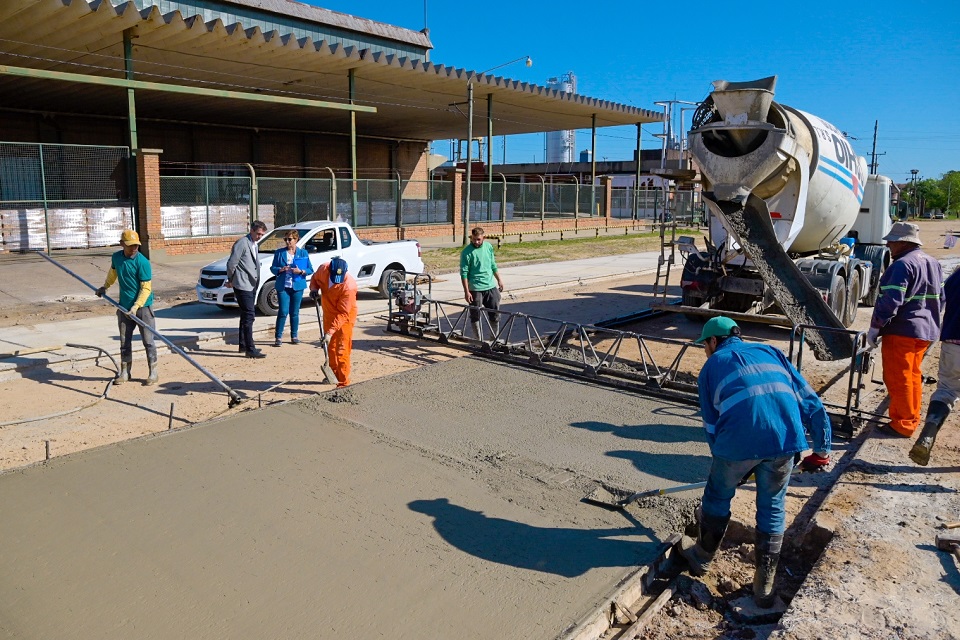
701;455;794;535
275;287;304;339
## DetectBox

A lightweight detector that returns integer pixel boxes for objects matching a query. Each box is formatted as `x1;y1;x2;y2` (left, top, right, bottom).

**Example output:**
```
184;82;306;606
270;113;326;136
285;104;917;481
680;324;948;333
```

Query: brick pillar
601;175;614;223
451;169;464;243
136;148;164;260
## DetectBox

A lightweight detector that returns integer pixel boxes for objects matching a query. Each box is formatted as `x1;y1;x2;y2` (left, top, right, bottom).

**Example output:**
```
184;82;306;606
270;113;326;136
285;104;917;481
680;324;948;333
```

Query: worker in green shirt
96;230;158;386
460;226;505;341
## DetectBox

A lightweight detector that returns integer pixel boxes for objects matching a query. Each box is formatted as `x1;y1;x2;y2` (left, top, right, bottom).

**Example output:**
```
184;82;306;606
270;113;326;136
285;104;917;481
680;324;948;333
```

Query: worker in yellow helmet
96;230;158;386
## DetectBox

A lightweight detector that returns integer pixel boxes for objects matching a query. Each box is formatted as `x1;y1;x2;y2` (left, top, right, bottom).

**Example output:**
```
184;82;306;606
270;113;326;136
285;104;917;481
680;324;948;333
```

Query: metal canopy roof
0;1;662;141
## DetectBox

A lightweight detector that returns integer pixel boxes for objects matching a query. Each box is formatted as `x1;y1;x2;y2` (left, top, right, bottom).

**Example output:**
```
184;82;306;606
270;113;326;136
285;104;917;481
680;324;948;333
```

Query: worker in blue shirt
678;316;831;608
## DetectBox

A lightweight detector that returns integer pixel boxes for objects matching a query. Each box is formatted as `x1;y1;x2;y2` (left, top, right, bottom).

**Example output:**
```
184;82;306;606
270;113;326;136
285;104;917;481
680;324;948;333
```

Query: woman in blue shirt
270;229;313;346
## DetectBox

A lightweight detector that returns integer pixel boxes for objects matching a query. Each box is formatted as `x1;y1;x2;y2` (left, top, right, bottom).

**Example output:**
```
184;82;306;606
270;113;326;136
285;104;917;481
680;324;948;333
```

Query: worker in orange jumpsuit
867;222;943;436
309;256;358;387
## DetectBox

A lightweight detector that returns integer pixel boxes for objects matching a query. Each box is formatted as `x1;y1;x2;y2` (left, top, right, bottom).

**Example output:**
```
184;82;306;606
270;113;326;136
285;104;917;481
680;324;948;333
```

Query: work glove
800;452;831;472
95;286;106;298
129;305;140;316
866;327;881;350
309;290;319;301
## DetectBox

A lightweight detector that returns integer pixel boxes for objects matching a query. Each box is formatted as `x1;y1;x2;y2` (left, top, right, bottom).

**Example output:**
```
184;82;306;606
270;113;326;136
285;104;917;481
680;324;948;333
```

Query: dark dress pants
236;288;257;352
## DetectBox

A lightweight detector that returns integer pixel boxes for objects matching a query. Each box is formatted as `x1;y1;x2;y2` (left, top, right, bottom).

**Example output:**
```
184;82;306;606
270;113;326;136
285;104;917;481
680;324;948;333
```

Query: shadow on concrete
408;497;656;578
604;450;712;484
568;419;704;445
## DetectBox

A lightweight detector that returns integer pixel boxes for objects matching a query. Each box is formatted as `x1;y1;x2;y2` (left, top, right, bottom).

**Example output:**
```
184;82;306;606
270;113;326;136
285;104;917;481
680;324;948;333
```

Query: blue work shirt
698;337;831;460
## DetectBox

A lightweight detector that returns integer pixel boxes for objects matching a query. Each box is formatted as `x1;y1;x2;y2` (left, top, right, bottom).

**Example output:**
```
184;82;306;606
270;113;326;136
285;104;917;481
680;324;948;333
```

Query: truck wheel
842;271;861;327
827;274;847;322
256;280;280;316
378;269;404;299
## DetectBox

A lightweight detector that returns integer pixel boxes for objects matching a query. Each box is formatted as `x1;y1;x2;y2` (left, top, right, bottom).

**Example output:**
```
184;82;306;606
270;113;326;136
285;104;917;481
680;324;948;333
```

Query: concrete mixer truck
679;76;894;360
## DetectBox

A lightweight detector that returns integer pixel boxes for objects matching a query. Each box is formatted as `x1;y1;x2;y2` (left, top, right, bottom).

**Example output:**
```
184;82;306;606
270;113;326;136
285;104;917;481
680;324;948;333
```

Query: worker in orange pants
309;257;358;387
867;222;943;436
880;334;933;435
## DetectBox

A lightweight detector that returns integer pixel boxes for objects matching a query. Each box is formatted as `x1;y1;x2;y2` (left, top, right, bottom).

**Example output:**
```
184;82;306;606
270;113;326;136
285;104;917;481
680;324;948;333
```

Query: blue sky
310;0;959;183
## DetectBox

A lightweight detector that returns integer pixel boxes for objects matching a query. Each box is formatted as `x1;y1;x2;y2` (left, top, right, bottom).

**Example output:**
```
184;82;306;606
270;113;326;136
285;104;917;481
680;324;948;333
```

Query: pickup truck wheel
256;280;280;316
378;269;404;299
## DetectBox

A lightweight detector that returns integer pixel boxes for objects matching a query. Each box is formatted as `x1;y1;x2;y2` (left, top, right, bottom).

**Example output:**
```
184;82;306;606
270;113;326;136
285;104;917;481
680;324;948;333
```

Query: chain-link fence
609;187;702;224
0;142;133;251
159;176;257;238
260;177;332;227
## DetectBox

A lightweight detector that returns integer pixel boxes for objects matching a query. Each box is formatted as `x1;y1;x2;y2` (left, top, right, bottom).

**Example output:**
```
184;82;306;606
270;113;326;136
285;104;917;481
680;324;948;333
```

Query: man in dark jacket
911;267;960;465
867;222;943;437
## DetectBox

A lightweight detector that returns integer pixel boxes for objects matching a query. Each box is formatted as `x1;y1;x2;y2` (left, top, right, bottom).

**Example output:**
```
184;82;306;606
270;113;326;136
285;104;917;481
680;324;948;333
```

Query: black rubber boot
677;510;730;577
114;361;131;385
910;400;951;466
753;531;783;608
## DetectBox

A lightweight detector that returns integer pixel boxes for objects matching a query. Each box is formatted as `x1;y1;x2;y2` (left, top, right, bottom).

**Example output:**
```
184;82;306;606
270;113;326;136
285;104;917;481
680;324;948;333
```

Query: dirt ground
2;218;959;638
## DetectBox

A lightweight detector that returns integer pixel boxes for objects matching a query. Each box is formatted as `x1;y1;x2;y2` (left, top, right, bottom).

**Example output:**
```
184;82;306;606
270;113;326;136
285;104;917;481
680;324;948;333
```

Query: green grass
422;228;698;273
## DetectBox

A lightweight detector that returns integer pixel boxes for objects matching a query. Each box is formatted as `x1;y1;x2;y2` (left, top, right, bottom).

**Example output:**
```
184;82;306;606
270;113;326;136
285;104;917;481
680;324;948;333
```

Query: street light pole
910;169;919;218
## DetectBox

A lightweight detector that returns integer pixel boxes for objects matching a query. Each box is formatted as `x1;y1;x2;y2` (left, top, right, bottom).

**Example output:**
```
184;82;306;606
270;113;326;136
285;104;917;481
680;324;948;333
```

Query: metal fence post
293;177;299;223
498;173;507;235
324;167;336;221
396;171;402;228
204;176;211;234
38;144;50;253
538;175;545;232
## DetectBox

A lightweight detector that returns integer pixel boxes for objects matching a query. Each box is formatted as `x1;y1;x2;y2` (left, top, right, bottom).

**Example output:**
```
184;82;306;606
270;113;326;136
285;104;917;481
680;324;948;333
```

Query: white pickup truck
195;221;424;315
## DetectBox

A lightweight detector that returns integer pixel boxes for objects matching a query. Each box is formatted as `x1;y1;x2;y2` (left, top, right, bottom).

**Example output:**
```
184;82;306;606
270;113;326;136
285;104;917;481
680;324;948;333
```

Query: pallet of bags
218;204;249;236
87;206;133;248
48;208;89;249
160;205;191;239
256;204;275;230
1;208;47;251
189;205;213;237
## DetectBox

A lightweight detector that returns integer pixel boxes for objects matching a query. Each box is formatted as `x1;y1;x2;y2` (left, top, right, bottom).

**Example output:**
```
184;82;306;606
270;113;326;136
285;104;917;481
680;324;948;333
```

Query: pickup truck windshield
258;228;313;253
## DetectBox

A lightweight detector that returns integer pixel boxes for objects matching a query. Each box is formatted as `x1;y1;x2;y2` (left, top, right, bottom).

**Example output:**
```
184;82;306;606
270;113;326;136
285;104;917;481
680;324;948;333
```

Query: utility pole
869;120;884;174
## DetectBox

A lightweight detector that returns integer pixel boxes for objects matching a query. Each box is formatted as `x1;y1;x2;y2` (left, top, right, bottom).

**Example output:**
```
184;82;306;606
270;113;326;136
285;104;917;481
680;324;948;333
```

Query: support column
487;94;494;222
135;148;163;260
349;68;358;227
123;29;140;228
590;113;597;216
634;123;642;220
463;82;474;245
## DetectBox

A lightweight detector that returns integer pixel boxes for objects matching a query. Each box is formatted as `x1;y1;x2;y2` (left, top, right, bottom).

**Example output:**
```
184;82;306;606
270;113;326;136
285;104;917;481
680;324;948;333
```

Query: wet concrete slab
0;357;710;639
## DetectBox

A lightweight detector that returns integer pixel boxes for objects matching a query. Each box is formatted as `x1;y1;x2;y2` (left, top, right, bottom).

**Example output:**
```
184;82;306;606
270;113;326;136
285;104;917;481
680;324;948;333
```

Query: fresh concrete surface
0;358;706;639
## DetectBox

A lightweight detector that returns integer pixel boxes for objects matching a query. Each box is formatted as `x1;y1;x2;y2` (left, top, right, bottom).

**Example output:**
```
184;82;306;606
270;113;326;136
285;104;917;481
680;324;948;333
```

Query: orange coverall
309;263;358;387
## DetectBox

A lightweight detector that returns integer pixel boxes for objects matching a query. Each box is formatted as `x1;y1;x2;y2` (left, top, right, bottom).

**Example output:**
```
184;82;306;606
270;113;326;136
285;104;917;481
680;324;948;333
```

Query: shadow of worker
408;498;655;578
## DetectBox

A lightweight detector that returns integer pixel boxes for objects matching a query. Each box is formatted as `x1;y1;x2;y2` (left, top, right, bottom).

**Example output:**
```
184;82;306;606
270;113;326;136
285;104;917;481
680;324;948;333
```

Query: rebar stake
168;403;175;430
44;440;50;461
258;393;262;408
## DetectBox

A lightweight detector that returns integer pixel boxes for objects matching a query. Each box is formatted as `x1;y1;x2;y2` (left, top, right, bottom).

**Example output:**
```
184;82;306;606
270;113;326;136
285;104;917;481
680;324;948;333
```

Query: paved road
0;251;662;380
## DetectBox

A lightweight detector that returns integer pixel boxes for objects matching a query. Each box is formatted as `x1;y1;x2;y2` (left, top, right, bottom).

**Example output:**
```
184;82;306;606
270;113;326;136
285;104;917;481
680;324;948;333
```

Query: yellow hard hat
120;230;141;245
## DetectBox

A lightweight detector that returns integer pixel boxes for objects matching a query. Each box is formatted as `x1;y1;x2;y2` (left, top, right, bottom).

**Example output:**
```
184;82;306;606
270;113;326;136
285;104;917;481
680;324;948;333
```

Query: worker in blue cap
678;316;832;607
308;256;357;387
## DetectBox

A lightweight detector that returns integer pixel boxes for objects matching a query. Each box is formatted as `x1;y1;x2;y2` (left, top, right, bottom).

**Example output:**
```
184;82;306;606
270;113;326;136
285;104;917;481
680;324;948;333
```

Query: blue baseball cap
330;257;348;284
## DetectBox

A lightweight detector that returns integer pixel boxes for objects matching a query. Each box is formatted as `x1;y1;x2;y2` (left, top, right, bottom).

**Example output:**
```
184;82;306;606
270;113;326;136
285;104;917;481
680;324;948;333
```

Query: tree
941;171;960;217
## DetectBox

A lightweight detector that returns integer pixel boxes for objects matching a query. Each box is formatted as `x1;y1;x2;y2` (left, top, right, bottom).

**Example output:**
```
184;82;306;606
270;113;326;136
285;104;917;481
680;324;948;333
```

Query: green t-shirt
459;241;498;292
111;250;154;310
